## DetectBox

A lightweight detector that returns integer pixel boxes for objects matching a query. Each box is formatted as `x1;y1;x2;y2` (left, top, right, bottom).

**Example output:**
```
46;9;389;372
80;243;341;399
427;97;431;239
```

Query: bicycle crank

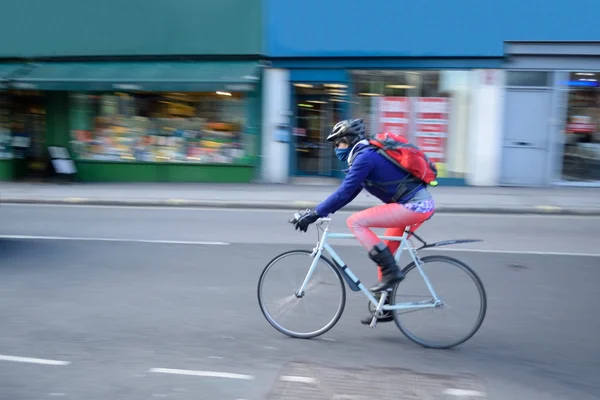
368;316;378;329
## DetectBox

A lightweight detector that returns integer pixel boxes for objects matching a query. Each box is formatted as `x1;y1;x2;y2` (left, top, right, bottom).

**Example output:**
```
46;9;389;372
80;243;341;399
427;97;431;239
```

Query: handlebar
289;212;303;224
288;210;332;227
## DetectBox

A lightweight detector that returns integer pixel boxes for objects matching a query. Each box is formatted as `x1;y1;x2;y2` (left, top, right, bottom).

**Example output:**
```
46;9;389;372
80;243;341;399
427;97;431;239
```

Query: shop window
69;92;250;164
506;71;550;87
350;70;471;179
561;72;600;181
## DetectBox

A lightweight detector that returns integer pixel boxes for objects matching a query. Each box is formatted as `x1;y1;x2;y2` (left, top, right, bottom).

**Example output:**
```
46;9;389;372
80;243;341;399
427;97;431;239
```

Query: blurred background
0;1;599;399
0;0;598;187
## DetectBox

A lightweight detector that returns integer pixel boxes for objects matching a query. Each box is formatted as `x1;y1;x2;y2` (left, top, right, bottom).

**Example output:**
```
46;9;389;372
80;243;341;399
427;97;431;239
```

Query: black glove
295;209;320;232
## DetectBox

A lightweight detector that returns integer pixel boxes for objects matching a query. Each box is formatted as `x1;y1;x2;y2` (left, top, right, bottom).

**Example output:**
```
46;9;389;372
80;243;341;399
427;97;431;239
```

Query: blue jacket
315;141;425;217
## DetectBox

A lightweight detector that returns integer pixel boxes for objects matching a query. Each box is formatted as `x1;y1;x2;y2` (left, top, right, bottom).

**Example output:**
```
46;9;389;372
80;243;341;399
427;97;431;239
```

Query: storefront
349;70;472;182
0;63;22;180
259;0;512;186
0;0;264;183
1;61;263;182
262;64;501;185
260;0;597;187
561;72;600;183
501;42;600;187
287;71;470;182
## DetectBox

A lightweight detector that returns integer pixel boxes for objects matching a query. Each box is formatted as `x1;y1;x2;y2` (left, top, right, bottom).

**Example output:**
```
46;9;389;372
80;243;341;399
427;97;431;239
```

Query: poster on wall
376;97;411;139
414;97;450;178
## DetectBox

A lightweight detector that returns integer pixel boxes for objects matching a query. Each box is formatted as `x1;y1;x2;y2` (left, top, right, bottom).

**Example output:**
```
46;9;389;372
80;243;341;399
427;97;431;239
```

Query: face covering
335;147;350;162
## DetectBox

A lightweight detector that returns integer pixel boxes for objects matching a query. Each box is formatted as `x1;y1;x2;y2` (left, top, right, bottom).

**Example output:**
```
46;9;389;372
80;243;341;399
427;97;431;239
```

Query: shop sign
13;82;37;90
225;84;254;91
113;84;143;91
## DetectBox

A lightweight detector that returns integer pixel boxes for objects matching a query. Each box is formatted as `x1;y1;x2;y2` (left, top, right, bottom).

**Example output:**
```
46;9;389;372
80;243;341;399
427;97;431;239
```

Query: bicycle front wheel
391;255;487;349
257;250;346;339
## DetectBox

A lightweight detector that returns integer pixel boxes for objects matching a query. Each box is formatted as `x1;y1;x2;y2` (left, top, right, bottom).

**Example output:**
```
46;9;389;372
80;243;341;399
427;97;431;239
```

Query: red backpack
368;132;438;185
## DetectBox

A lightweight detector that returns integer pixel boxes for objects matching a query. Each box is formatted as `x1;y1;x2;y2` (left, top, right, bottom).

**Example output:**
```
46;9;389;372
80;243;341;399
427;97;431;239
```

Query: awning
0;63;27;88
10;61;262;92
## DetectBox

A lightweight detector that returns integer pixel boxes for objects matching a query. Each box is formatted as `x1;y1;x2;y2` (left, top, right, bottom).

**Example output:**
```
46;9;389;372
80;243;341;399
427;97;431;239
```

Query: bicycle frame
296;218;440;312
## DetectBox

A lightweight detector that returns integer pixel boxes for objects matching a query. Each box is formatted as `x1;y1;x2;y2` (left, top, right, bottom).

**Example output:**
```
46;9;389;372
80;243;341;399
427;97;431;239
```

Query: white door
501;89;552;186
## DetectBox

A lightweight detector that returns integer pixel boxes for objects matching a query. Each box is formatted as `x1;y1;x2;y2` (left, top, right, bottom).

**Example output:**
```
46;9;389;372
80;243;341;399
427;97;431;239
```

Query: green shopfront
7;62;262;182
0;0;263;183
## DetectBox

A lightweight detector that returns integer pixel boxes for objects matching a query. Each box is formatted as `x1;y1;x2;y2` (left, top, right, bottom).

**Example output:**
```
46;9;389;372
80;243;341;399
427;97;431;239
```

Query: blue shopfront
262;0;599;186
275;59;502;185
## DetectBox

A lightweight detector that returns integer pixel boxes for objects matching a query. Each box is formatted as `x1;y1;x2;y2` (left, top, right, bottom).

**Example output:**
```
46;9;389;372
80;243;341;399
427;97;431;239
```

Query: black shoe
361;313;393;325
368;243;405;292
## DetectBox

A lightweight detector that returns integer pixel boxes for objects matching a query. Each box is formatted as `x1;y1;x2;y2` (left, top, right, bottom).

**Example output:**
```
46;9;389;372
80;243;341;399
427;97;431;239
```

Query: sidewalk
1;182;600;215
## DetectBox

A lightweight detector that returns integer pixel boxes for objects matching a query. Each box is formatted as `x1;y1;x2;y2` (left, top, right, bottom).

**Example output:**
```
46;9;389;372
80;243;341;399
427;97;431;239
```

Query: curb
2;198;600;216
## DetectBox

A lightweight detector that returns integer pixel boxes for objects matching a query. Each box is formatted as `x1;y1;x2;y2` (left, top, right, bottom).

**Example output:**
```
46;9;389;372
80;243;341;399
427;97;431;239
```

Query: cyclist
294;118;435;325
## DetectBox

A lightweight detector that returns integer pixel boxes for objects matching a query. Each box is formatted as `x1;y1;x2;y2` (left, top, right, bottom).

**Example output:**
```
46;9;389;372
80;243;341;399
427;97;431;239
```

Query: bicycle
257;211;488;349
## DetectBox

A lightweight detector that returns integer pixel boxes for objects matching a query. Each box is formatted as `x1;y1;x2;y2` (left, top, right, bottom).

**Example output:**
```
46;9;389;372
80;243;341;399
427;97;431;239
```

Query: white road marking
444;388;486;397
148;368;254;380
0;235;229;246
208;356;223;359
1;234;598;257
280;375;318;384
0;354;70;366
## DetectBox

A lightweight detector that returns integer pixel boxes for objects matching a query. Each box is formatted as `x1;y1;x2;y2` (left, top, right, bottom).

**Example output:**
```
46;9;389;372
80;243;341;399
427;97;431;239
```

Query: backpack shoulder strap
347;144;372;166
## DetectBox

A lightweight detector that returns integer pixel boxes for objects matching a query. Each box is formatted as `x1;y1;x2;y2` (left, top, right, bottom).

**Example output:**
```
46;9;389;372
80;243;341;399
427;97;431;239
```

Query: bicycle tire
257;249;346;339
391;255;487;349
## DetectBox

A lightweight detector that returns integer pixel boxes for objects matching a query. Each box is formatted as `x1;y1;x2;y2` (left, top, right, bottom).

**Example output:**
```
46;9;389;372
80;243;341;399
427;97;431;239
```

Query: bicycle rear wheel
391;255;487;349
257;250;346;339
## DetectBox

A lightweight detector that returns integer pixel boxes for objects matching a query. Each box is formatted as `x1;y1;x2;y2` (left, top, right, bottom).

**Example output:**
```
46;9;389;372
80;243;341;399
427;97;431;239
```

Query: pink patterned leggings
347;203;434;281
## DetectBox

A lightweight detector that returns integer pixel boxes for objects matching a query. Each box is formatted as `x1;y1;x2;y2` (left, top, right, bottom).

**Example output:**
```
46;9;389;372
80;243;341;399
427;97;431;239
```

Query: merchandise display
70;93;249;164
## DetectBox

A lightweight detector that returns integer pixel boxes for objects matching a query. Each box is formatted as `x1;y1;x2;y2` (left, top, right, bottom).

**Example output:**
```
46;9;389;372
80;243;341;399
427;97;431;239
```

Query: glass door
10;91;47;180
292;83;348;176
561;72;600;182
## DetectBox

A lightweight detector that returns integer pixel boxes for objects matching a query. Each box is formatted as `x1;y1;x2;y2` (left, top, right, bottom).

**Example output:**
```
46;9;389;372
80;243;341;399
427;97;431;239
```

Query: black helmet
326;119;366;145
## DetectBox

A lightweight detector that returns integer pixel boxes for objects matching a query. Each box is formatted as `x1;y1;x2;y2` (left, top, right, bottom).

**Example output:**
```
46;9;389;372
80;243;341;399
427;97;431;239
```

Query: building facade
502;42;600;186
0;0;264;183
259;0;600;187
1;0;599;186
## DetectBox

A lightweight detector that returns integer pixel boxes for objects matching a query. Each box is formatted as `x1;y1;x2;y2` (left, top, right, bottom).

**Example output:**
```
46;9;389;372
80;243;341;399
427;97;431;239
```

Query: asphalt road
0;205;599;400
